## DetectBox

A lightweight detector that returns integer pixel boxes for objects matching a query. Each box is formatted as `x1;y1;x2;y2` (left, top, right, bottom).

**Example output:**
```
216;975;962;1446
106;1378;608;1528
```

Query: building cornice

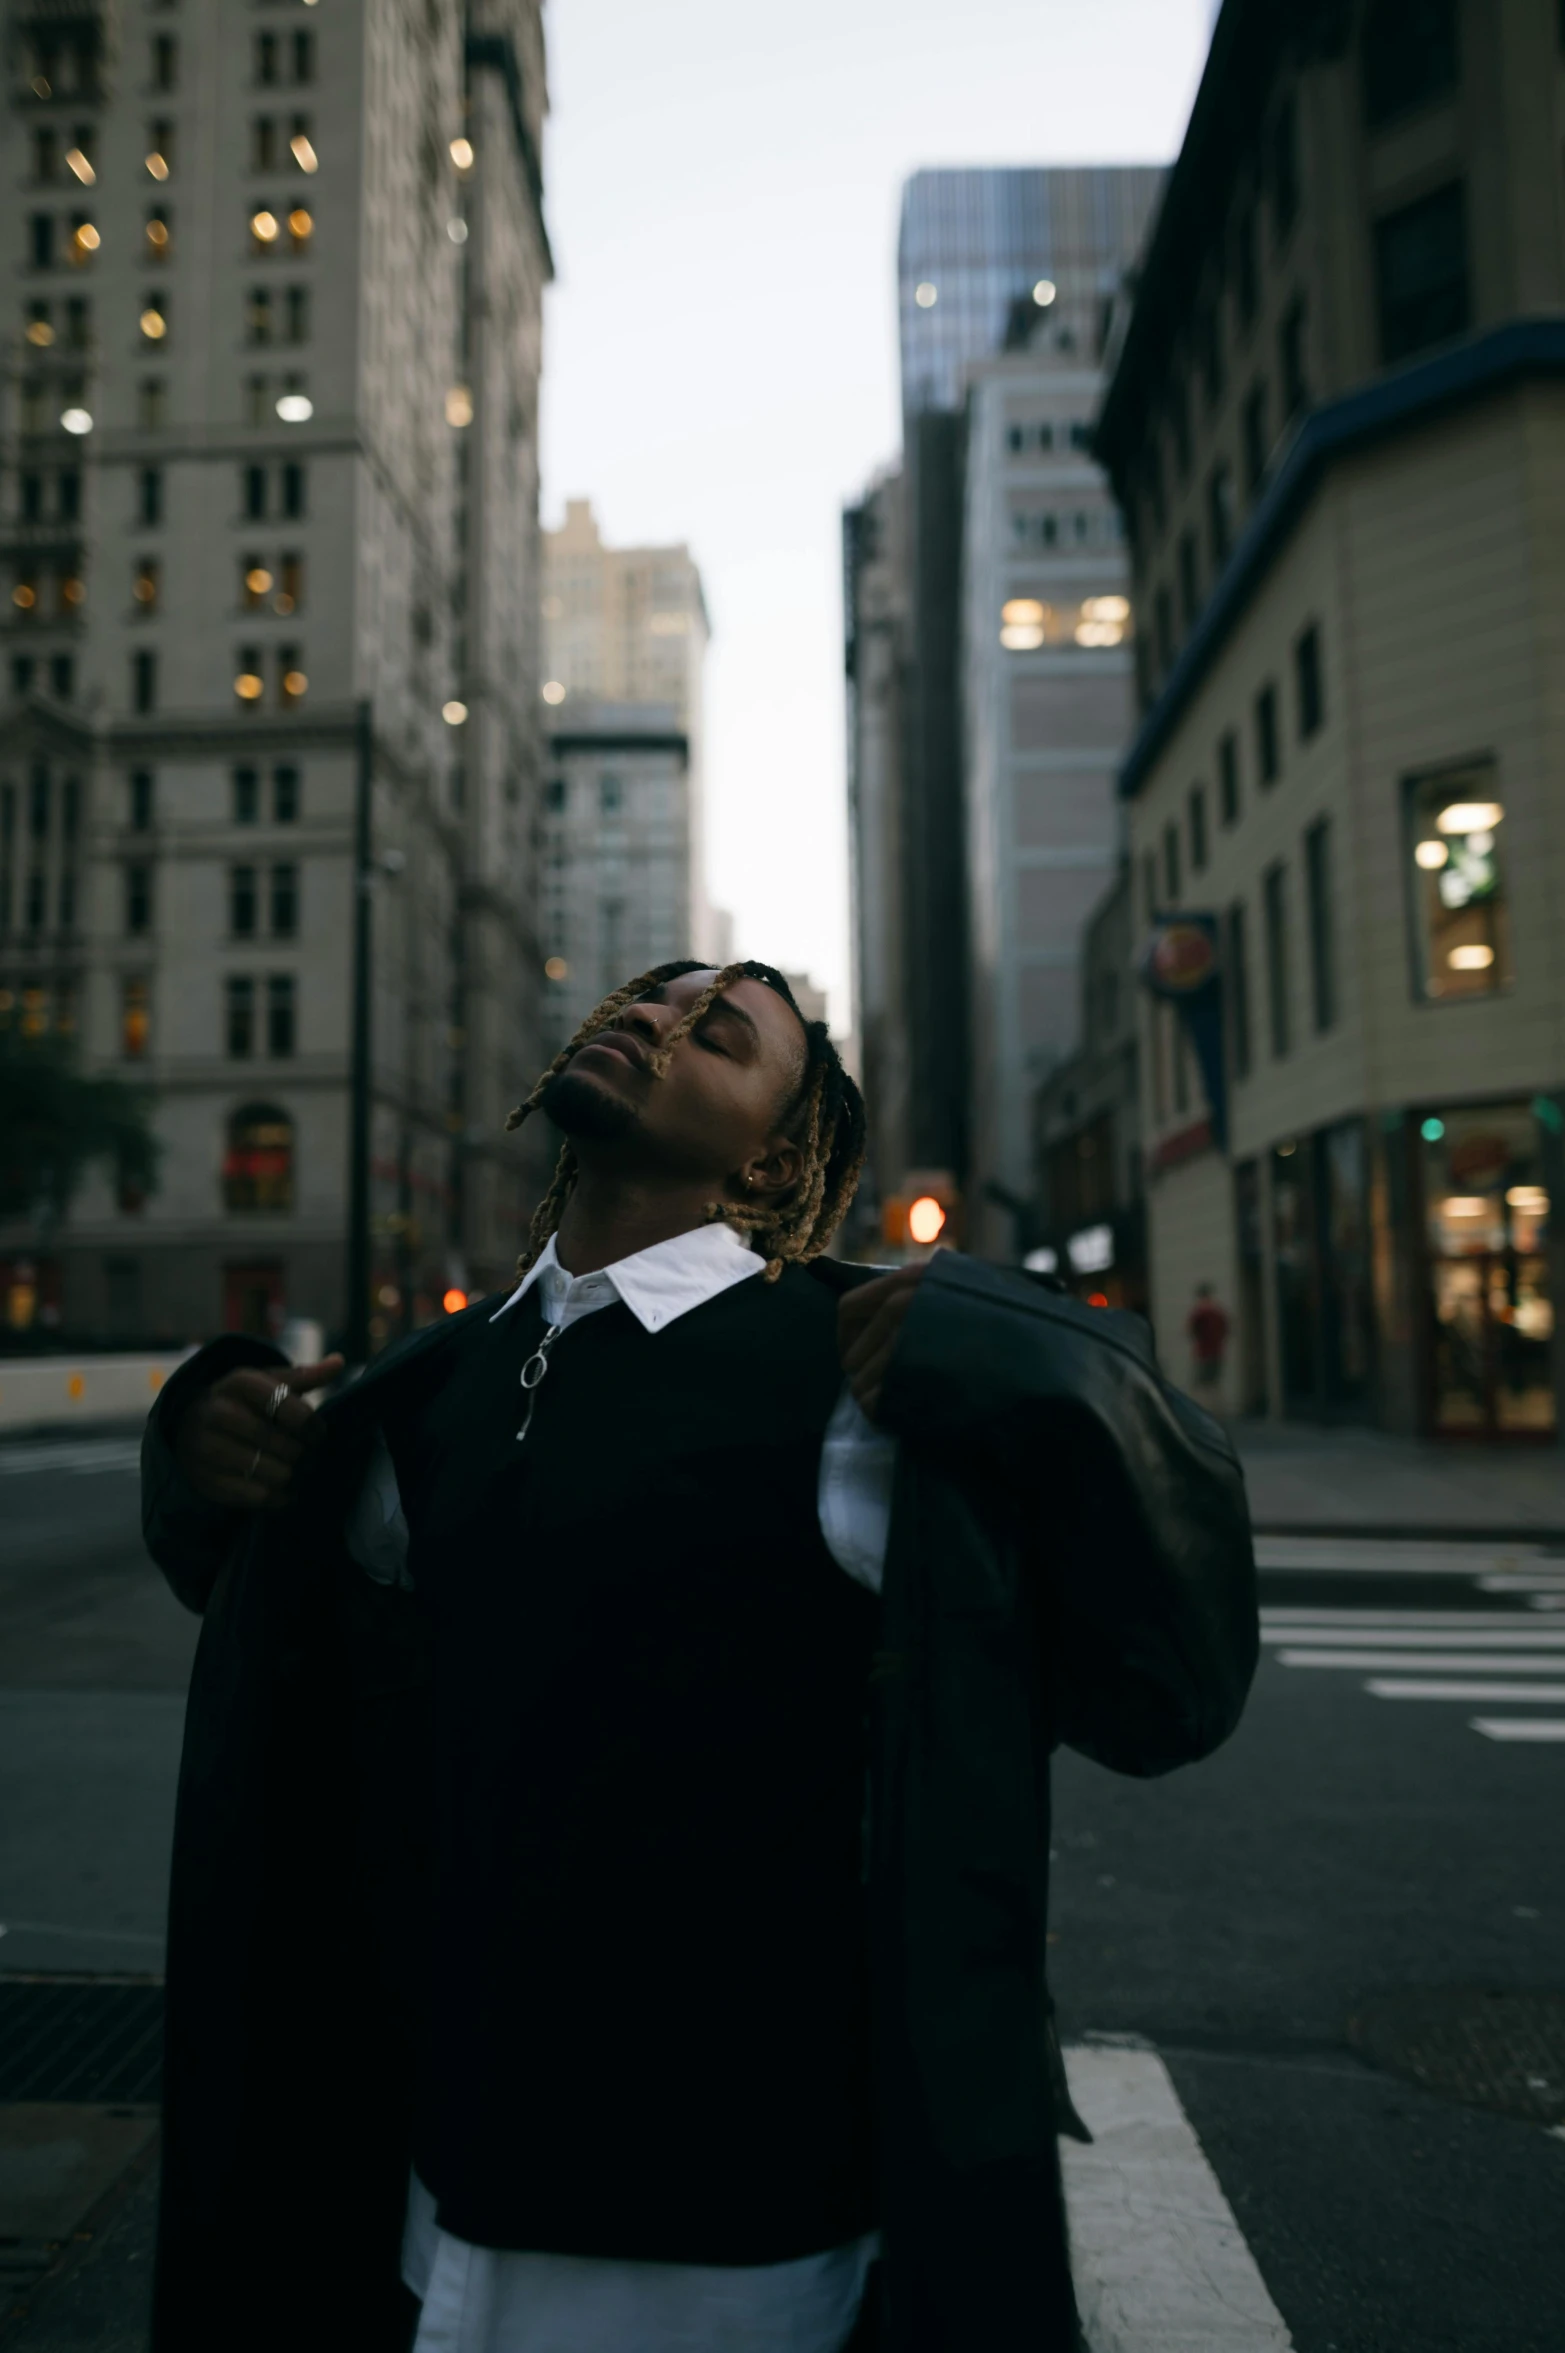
1118;317;1565;800
465;31;554;280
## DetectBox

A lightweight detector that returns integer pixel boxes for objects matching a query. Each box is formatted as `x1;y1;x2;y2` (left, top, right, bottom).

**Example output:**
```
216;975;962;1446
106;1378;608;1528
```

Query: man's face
541;970;808;1195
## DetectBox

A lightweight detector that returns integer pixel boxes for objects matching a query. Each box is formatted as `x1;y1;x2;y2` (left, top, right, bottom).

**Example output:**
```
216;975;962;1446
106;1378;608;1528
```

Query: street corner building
1093;0;1565;1440
0;0;552;1348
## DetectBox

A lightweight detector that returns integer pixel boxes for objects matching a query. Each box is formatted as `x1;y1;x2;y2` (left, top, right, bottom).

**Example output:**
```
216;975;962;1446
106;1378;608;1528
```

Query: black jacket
141;1251;1257;2352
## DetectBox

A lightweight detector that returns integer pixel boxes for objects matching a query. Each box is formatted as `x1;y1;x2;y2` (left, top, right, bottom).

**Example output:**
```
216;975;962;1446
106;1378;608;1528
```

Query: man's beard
538;1065;641;1144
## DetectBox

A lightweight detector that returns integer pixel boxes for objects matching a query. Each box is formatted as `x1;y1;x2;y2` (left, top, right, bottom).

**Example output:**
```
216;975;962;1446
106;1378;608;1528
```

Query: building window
1217;731;1240;826
1207;462;1235;569
273;764;300;822
151;33;177;90
129;769;154;829
285;285;309;344
1269;95;1299;243
29;767;49;838
226;976;255;1058
245;375;269;428
1177;531;1199;631
132;650;157;713
1189;784;1208;873
233;766;260;824
31;214;55;269
248;287;273;346
277;553;303;613
278;645;306;704
1262;862;1291;1058
255;31;278;86
236;647;263;704
292;30;315;85
544;777;567;813
59;468;82;524
121;973;150;1059
243;463;267;519
133;556;160;615
1404;761;1511;1001
281;462;305;518
1362;0;1459;131
1295;623;1324;739
50;654;73;701
1375;181;1469;365
138;378;166;431
223;1102;293;1210
1227;902;1252;1080
230;865;258;936
1255;683;1280;786
125;862;152;936
1162;819;1181;905
269;861;297;937
1154;585;1174;675
266;974;295;1056
146;206;170;262
1305;816;1336;1033
1241;381;1268;497
139;466;163;526
1279;296;1308;420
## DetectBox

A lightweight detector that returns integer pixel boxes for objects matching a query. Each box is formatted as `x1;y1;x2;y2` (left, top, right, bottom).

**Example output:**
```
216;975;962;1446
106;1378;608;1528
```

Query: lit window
64;145;94;187
60;405;93;435
275;391;312;423
140;298;168;341
235;649;264;702
279;648;306;703
251;208;280;248
25;304;54;348
914;282;937;308
1405;764;1511;1001
286;206;312;252
442;699;467;726
450;137;474;171
59;573;84;611
541;679;566;705
445;385;474;428
243;559;272;609
290;128;318;173
145;210;170;259
13;575;37;613
121;974;150;1059
224;1104;295;1207
145;147;169;182
69;220;100;263
1032;278;1056;307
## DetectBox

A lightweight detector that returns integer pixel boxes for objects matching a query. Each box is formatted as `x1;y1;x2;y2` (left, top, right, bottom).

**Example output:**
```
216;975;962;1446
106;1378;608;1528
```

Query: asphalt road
1;1437;1562;2350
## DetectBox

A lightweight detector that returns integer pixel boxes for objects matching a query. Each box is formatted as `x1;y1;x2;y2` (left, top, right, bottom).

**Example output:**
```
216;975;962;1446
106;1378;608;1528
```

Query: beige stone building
1094;0;1565;1437
538;499;714;1041
0;0;549;1347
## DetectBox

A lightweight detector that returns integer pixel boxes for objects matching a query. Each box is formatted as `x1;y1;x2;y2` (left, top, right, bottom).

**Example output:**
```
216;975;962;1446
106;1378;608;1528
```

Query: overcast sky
539;0;1217;1030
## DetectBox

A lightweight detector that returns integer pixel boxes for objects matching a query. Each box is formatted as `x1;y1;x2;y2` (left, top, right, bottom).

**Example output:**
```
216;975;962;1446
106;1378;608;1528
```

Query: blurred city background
1;2;1563;2348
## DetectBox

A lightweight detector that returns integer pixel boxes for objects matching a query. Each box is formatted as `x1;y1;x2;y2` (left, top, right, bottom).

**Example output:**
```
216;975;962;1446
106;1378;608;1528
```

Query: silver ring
248;1448;263;1480
265;1382;290;1421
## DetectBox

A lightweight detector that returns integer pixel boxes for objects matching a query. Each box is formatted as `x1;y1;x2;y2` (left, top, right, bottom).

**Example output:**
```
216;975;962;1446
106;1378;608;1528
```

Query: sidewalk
1231;1419;1565;1539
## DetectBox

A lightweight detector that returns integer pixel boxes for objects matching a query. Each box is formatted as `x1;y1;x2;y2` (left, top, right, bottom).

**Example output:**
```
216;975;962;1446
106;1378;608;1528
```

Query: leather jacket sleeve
141;1334;289;1614
877;1251;1258;1777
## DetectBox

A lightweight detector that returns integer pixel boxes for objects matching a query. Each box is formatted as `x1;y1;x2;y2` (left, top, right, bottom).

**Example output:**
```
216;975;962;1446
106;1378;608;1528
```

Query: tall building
846;167;1160;1237
0;0;550;1347
539;499;712;1039
1094;0;1565;1436
960;179;1159;1259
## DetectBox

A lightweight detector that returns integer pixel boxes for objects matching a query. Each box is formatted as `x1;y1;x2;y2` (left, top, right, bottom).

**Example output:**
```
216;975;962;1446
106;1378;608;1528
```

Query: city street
1;1435;1562;2349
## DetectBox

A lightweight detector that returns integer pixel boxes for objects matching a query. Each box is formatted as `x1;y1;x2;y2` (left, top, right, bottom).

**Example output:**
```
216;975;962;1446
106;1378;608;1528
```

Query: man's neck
553;1166;726;1277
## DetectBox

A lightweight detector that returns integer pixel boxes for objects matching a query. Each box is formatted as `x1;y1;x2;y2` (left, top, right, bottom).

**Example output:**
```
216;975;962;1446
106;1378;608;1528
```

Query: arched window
223;1101;293;1212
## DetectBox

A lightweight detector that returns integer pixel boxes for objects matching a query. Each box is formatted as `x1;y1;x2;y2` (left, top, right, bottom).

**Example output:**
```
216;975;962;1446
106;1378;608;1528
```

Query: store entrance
1420;1104;1555;1438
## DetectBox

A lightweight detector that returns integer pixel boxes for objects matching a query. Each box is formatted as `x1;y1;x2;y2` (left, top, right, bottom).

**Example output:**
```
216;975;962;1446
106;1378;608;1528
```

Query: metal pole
345;696;373;1364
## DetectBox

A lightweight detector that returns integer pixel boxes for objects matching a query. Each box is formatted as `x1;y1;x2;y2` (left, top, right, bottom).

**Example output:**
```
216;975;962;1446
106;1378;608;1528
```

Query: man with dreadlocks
140;959;1256;2353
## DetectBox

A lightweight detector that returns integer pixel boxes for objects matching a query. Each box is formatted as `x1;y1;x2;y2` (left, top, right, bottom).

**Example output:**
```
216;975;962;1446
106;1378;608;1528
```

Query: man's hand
837;1264;927;1422
172;1358;343;1513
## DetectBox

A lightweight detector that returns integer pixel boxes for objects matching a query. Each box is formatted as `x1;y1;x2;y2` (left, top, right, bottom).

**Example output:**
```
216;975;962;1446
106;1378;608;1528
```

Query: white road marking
1060;2042;1294;2352
0;1439;142;1475
1366;1679;1565;1702
1256;1537;1558;1576
1478;1575;1565;1595
1278;1651;1565;1674
1470;1720;1565;1743
1265;1628;1565;1649
1262;1609;1565;1630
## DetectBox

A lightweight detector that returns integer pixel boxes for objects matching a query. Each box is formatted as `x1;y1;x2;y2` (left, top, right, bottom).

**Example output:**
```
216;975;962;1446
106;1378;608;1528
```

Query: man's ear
735;1135;804;1203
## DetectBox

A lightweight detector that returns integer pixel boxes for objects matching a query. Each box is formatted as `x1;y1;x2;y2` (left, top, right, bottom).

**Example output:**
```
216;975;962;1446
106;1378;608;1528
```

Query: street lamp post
345;697;374;1365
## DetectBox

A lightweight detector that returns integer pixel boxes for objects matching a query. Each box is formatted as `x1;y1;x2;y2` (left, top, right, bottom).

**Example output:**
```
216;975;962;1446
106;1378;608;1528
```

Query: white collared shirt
340;1222;893;2353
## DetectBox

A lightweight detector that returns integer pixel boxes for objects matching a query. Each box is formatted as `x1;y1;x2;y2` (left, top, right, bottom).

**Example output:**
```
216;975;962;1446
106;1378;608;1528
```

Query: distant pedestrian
1188;1282;1231;1389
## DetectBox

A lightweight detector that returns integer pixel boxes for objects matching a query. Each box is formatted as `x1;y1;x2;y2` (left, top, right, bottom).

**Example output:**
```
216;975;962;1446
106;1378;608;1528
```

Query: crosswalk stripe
1256;1537;1558;1575
1366;1679;1565;1702
0;1440;142;1475
1261;1609;1564;1630
1264;1627;1565;1647
1470;1719;1565;1742
1061;2042;1294;2351
1478;1574;1565;1594
1277;1650;1565;1673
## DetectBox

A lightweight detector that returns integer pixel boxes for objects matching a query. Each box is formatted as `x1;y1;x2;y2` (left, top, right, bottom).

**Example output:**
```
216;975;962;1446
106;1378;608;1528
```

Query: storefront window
1420;1102;1553;1436
1404;761;1512;1001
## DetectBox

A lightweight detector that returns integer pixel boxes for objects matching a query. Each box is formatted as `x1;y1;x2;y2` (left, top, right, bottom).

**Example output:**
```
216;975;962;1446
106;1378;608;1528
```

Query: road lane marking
1478;1575;1565;1594
1277;1651;1565;1672
1262;1609;1565;1630
0;1439;142;1475
1470;1720;1565;1742
1365;1679;1565;1702
1061;2042;1294;2353
1265;1629;1565;1649
1256;1538;1559;1575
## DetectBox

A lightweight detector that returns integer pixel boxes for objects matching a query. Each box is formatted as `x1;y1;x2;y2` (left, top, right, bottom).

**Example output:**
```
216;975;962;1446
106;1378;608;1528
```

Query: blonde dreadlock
505;960;867;1284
